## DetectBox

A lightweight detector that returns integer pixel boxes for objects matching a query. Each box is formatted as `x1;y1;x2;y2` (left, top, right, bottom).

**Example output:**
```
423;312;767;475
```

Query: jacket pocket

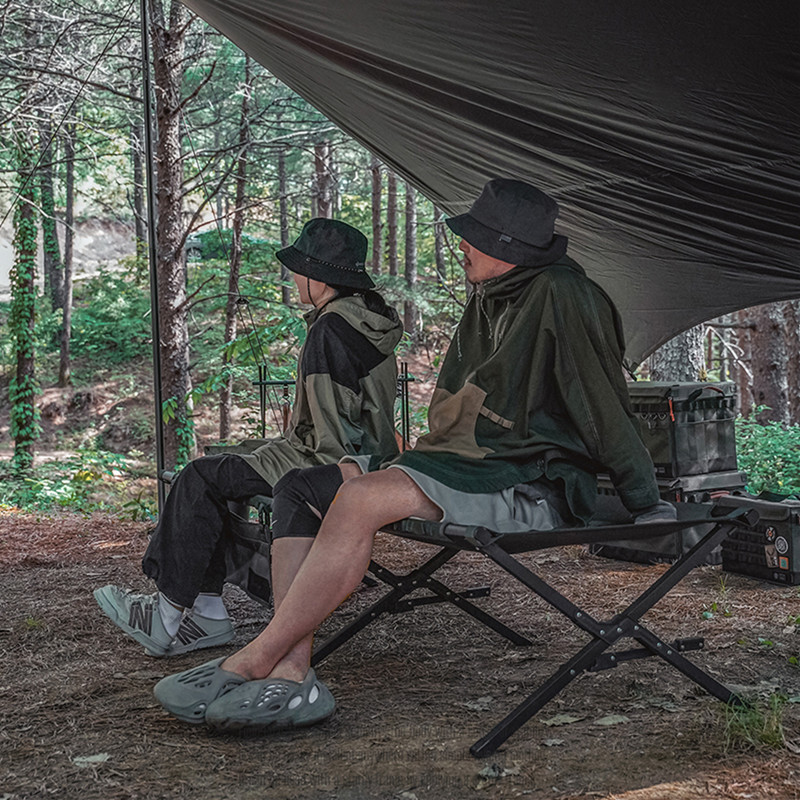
413;383;493;458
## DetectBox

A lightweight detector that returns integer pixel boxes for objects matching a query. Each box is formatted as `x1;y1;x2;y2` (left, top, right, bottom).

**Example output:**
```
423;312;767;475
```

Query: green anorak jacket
242;294;402;485
392;256;659;523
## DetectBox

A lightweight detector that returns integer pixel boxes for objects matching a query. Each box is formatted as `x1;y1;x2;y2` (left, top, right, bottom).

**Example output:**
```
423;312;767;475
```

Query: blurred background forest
1;0;798;519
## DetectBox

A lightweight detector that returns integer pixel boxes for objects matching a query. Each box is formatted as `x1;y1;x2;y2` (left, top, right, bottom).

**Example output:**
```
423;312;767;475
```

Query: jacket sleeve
549;273;660;513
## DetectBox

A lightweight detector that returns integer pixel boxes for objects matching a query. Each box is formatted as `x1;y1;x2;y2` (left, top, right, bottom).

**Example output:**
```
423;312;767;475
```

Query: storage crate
591;471;747;564
627;381;738;478
716;493;800;585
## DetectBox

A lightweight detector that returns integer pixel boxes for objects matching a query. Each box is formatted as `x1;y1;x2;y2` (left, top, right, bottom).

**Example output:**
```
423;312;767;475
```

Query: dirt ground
1;511;799;800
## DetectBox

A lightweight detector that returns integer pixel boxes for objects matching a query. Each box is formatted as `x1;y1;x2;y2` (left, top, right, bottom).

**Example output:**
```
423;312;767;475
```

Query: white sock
157;593;184;636
191;593;228;620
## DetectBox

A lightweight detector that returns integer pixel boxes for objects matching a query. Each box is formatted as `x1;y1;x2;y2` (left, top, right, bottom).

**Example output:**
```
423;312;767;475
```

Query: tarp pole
140;0;166;511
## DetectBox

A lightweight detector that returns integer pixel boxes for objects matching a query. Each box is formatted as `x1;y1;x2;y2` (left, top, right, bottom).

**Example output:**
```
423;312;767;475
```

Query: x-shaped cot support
311;504;756;757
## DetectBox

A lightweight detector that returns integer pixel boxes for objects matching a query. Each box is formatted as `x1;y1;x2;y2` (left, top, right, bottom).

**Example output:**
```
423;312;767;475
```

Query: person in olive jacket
151;178;674;733
94;218;402;657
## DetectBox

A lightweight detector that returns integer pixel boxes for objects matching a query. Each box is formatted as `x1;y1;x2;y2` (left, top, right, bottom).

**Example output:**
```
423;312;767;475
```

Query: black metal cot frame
310;504;757;758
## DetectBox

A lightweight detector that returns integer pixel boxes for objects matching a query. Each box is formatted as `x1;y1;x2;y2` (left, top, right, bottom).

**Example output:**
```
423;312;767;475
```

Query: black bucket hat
446;178;568;266
276;218;374;290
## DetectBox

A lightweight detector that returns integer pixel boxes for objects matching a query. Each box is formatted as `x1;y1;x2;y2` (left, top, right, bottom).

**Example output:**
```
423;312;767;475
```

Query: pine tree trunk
788;300;800;425
370;156;382;274
648;326;705;382
10;131;39;473
58;124;75;388
278;144;292;305
749;301;790;425
313;140;333;218
151;0;194;468
733;308;754;417
130;83;147;281
39;115;63;311
214;127;223;223
386;170;398;277
403;182;418;343
433;206;447;285
219;57;251;442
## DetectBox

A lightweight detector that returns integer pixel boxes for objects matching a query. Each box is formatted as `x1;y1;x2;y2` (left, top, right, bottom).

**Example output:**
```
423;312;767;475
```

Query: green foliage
0;448;128;512
735;408;800;496
9;133;41;474
160;396;196;470
8;374;41;456
723;694;787;753
223;311;306;364
185;229;279;265
66;269;152;364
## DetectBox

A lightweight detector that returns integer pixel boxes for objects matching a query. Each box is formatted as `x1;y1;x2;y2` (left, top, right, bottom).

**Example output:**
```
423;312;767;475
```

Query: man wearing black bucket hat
152;178;672;732
94;218;402;667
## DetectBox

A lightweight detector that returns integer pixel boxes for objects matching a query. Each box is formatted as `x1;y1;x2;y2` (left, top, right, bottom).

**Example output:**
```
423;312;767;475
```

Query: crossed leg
220;464;442;681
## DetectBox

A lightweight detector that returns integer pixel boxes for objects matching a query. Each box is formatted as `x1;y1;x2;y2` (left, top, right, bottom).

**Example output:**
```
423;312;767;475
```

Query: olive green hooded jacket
393;256;659;523
241;294;402;486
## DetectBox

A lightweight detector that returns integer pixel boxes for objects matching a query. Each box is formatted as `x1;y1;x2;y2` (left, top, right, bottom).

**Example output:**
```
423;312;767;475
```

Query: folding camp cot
200;374;757;756
307;499;756;757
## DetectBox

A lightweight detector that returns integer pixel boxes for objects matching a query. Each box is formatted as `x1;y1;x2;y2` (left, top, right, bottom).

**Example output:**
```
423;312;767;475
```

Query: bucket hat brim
446;213;567;267
277;245;375;290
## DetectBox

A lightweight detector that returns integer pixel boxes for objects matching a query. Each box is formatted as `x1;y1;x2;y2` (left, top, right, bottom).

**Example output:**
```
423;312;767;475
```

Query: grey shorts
343;455;567;533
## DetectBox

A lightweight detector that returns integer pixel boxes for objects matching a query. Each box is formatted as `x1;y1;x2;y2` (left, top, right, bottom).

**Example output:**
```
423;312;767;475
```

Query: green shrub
735;409;800;496
67;269;152;364
0;448;128;512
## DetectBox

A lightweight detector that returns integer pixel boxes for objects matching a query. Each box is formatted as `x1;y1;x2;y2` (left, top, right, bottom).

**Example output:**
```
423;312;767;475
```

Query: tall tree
313;139;333;218
219;56;252;441
788;300;800;425
9;131;39;473
129;77;147;279
278;143;292;304
433;206;447;285
38;114;63;310
150;0;195;467
58;123;76;387
748;302;791;425
385;169;398;277
370;155;382;274
404;181;418;342
648;326;705;382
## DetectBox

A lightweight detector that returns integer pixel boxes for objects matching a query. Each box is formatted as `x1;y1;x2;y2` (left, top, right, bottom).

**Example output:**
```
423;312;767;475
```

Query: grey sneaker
93;585;173;656
164;611;234;656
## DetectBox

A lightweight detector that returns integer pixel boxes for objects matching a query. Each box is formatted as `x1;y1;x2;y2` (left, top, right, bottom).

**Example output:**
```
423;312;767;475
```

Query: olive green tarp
181;0;799;364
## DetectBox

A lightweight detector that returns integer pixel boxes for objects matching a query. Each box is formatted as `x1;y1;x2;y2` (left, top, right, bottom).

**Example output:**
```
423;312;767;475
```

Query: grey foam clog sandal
153;657;246;724
204;668;335;732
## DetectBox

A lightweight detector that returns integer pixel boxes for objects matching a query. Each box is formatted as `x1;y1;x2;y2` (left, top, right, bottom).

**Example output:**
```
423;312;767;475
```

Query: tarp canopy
181;0;799;365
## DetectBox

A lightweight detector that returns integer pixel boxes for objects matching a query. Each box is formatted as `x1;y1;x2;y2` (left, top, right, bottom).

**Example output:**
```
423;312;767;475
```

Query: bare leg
222;468;441;680
262;463;361;682
265;537;314;681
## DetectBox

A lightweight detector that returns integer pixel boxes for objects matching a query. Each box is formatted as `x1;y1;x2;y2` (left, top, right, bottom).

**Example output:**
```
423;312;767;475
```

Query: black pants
271;464;344;539
142;454;272;607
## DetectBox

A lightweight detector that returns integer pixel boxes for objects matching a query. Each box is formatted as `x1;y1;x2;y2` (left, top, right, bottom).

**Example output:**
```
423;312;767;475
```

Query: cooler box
627;381;738;478
591;471;747;565
716;493;800;585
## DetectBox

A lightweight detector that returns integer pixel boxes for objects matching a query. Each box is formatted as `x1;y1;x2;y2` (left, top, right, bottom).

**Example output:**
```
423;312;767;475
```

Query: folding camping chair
309;499;758;757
